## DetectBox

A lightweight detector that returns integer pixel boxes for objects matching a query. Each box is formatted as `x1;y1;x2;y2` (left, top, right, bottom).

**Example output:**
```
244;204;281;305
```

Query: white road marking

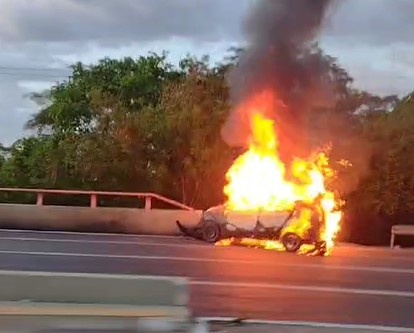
0;269;412;299
192;280;414;298
3;235;414;263
2;228;413;253
0;249;413;274
201;317;414;332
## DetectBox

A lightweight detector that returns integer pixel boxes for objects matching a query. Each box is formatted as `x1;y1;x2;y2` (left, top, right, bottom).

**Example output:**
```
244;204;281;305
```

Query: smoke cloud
221;0;336;162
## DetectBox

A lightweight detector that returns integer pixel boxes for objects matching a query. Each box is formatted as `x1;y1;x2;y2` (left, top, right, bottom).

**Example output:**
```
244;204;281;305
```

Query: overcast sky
1;0;414;145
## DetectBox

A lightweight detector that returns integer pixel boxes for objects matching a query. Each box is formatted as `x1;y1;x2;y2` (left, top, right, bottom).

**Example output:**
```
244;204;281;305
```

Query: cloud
392;45;414;70
319;0;414;96
325;0;414;47
0;0;250;45
0;37;236;145
17;80;55;92
0;0;413;145
0;42;74;144
320;40;414;96
0;78;38;145
1;0;413;48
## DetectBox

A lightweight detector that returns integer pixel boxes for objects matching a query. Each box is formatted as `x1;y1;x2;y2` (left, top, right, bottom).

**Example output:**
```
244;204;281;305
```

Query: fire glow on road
215;237;320;256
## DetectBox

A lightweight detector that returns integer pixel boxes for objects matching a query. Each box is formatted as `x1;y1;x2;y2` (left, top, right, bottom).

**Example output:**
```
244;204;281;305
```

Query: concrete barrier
0;270;188;306
0;204;201;235
0;270;192;332
391;224;414;248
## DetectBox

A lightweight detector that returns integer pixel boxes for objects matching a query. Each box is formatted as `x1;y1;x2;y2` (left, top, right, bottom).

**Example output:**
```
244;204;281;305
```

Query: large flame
222;91;342;252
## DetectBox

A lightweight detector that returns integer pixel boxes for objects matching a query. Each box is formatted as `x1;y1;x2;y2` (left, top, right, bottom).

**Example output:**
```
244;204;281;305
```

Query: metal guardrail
0;187;193;211
0;270;193;332
390;224;414;248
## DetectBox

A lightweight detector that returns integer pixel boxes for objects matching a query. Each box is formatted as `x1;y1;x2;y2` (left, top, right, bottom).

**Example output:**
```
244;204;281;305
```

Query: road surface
0;229;413;329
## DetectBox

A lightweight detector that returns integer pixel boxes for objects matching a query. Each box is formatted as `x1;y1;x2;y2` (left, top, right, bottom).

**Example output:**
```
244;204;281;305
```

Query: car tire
281;232;303;253
201;220;221;243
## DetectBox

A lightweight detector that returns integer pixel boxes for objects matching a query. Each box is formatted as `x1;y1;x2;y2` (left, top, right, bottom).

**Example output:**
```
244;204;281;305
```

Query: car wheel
201;220;221;243
281;232;303;252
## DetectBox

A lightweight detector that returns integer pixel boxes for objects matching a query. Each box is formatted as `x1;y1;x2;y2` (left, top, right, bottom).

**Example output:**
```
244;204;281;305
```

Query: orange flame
223;91;342;253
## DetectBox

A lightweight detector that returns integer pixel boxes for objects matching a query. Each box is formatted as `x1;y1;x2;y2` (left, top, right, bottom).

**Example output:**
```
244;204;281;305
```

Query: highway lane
0;229;413;328
0;232;413;270
1;228;413;264
193;285;414;327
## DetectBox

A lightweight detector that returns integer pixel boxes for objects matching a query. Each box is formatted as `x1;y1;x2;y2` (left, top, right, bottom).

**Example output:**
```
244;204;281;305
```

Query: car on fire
176;197;327;255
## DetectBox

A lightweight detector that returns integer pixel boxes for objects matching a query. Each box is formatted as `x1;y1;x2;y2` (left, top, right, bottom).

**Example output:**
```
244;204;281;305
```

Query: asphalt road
0;229;413;329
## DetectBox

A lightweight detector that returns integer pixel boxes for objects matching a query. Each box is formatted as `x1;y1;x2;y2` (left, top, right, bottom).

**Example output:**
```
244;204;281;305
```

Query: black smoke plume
221;0;336;162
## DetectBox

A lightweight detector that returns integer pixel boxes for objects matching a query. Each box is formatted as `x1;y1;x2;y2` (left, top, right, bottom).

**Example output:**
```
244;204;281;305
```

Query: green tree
27;53;175;133
22;53;181;192
1;49;412;245
149;56;235;207
343;92;414;245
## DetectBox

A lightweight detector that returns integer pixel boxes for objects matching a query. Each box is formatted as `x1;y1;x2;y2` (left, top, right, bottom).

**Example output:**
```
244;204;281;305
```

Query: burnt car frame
176;200;327;255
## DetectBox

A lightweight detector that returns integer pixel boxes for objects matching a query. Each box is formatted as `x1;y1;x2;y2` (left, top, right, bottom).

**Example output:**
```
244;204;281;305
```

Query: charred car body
176;199;327;255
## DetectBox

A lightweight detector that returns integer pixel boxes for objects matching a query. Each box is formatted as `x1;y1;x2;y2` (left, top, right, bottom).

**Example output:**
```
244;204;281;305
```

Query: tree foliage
0;50;412;245
343;93;414;245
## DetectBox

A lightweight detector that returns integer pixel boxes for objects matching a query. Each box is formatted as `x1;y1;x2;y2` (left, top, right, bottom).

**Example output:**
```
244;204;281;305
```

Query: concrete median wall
0;270;188;306
0;204;201;235
0;270;191;332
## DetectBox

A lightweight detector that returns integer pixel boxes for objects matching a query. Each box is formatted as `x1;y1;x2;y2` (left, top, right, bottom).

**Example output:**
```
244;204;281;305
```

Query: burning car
177;94;343;255
176;197;328;255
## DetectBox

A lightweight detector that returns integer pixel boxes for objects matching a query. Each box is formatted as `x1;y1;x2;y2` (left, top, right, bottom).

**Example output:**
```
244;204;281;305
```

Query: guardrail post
145;196;152;212
36;193;44;206
90;194;97;208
